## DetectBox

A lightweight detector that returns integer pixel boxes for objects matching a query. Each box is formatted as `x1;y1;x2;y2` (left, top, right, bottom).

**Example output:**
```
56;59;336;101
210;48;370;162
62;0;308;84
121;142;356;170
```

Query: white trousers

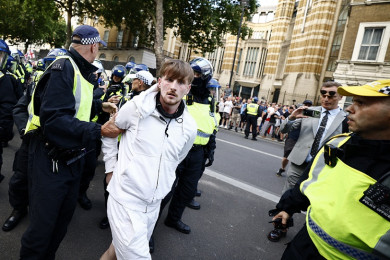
107;196;160;260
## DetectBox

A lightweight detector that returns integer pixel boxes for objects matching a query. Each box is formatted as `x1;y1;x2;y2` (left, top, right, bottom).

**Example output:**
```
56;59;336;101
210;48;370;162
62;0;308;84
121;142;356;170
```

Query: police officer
0;40;19;182
163;57;217;234
244;97;261;140
269;79;390;259
19;25;116;259
2;49;68;232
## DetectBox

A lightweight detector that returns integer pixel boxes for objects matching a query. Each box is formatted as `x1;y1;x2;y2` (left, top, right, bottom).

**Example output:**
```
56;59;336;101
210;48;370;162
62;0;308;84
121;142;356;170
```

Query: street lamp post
228;0;247;90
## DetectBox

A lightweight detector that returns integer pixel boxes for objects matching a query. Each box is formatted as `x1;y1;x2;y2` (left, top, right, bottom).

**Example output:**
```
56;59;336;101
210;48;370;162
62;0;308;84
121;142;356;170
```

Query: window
236;49;243;74
326;0;350;72
128;56;135;62
243;47;259;76
352;22;390;62
358;28;383;60
113;56;119;62
103;30;109;43
116;30;123;48
99;53;106;60
218;48;225;73
208;49;218;71
257;47;267;78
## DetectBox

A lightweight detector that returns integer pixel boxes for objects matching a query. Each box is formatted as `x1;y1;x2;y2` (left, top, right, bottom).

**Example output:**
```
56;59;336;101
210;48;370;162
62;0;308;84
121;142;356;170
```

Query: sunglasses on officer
320;90;337;98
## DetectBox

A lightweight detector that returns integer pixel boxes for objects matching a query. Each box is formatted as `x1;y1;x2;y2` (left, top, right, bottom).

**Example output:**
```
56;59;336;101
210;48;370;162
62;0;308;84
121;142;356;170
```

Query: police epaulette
51;58;67;71
329;132;352;140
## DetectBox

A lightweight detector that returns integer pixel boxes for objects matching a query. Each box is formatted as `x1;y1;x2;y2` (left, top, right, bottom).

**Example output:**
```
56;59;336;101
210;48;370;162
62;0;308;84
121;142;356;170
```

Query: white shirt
223;100;233;114
305;106;342;162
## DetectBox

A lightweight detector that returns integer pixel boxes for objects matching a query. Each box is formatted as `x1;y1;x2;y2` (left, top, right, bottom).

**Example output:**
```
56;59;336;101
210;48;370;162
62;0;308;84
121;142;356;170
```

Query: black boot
99;217;109;229
2;209;28;232
78;192;92;210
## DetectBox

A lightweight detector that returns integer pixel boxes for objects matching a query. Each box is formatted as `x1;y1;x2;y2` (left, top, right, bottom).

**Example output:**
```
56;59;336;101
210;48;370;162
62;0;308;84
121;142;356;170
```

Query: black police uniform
272;134;390;259
20;47;102;259
4;83;35;231
163;94;216;230
0;70;20;181
245;104;262;139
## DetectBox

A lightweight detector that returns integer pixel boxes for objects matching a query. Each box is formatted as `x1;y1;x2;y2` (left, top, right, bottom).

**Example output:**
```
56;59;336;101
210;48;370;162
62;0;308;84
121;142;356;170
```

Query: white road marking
216;138;283;160
204;168;281;203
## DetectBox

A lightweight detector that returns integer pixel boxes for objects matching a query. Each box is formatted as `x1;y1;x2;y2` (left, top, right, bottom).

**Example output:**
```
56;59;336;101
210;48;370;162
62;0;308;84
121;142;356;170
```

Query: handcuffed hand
101;114;124;138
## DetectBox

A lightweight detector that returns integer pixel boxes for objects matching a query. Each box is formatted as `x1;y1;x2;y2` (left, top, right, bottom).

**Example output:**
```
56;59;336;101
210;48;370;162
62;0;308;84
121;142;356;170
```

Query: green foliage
85;0;258;54
0;0;66;48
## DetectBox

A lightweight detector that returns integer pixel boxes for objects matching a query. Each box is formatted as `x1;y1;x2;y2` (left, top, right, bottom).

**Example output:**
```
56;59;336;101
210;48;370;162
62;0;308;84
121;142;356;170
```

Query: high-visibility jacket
300;134;390;260
33;70;44;85
187;102;217;145
15;64;26;84
246;103;259;116
25;56;93;133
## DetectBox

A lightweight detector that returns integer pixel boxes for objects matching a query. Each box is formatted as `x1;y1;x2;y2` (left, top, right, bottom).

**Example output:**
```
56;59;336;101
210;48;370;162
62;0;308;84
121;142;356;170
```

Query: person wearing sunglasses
267;81;348;242
269;79;390;259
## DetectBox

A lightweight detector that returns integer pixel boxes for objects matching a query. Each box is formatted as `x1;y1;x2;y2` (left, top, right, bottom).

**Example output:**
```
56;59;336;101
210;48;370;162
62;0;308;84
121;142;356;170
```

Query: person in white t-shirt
221;96;233;128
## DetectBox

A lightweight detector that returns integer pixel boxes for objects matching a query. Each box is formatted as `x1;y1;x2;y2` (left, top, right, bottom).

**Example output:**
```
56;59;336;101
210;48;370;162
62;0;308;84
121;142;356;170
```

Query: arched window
113;56;119;62
99;53;106;60
128;56;135;62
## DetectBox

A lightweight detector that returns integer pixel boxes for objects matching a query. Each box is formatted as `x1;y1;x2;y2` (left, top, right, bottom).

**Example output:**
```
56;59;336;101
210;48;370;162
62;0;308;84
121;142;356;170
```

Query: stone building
332;0;390;107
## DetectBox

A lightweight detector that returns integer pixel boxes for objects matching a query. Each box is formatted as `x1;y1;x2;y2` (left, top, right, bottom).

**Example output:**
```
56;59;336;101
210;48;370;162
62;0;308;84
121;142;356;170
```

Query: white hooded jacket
102;84;197;212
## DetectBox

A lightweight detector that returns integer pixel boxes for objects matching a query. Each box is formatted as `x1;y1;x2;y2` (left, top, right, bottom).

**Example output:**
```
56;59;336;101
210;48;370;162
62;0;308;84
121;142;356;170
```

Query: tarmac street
0;128;306;259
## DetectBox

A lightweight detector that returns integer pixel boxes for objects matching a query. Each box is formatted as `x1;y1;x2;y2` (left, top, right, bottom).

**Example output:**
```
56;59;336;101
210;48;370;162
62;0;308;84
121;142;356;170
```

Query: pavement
0;130;306;259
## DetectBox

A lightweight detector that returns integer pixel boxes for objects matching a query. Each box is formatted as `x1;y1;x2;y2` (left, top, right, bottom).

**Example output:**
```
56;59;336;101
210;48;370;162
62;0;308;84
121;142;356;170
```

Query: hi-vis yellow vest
187;102;217;145
25;56;93;134
15;64;26;83
33;70;44;85
300;134;390;260
246;103;259;116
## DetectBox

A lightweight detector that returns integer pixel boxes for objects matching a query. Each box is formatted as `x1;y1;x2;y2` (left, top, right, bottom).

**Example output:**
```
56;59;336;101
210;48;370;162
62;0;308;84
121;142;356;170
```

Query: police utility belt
324;143;390;221
33;129;90;167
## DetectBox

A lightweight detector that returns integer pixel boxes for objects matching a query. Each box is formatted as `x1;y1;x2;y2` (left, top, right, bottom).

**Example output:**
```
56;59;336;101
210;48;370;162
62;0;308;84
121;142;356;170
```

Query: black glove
205;149;214;167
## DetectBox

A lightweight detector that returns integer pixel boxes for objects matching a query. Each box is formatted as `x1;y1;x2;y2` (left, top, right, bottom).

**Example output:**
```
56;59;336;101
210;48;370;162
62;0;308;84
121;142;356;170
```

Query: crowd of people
1;24;389;260
217;94;301;142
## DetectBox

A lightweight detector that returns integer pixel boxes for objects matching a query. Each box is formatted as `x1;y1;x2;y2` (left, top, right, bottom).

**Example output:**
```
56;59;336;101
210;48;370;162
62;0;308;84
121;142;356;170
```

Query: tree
0;0;66;52
84;0;258;74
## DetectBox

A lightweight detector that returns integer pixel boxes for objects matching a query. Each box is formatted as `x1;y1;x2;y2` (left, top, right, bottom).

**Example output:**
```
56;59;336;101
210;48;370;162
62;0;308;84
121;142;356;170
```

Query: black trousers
166;146;204;222
0;143;2;174
8;136;30;211
20;137;84;260
245;115;258;138
78;140;100;196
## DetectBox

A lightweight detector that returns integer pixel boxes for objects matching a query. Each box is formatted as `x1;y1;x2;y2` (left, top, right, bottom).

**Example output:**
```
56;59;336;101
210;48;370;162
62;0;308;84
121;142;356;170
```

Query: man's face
112;75;122;83
159;76;190;108
346;96;390;140
320;86;342;110
132;78;141;91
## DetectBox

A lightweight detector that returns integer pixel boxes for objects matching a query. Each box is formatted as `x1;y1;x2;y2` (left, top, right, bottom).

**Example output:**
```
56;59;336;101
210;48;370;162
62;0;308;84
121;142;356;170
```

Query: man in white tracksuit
100;59;197;259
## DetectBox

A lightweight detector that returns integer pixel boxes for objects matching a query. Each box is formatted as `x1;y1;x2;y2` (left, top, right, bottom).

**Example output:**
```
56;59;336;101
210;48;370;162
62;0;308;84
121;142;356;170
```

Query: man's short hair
159;59;194;84
322;81;342;88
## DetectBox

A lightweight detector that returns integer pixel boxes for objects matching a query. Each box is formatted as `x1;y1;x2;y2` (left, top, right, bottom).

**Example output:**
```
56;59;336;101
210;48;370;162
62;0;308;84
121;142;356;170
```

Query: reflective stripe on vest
187;102;216;145
15;68;25;83
301;134;390;260
25;56;93;133
247;103;258;116
0;71;3;79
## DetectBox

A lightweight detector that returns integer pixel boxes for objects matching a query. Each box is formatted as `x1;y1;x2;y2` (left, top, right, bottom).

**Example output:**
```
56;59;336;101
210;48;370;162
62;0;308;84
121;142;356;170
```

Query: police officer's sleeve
13;93;30;136
39;60;101;150
0;76;19;139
